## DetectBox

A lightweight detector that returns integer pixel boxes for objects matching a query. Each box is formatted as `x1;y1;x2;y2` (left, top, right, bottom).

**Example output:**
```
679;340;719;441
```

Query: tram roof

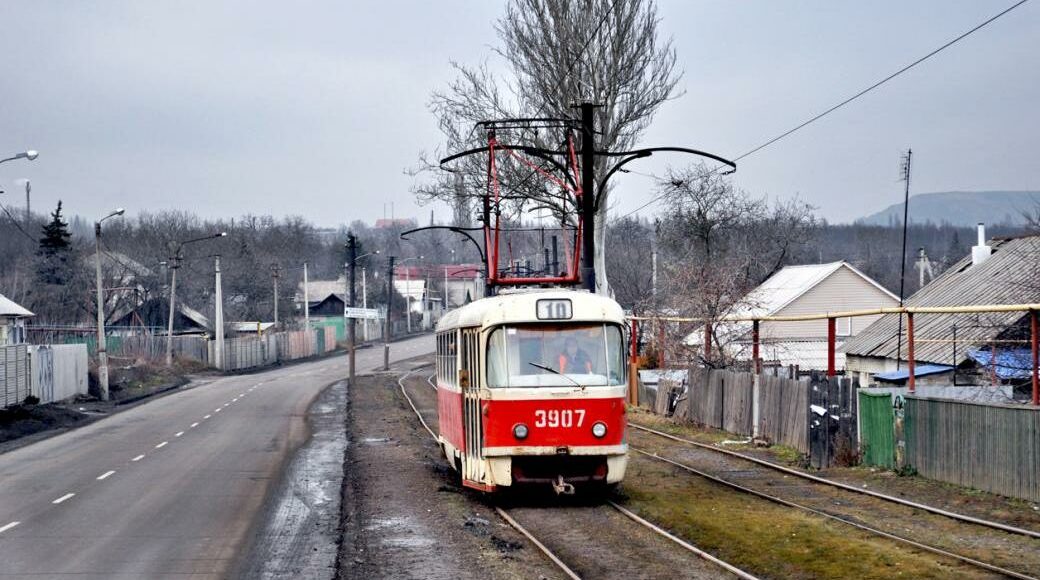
436;289;625;332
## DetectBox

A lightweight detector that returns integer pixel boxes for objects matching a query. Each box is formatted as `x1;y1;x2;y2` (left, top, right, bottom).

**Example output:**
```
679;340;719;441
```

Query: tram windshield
486;323;625;388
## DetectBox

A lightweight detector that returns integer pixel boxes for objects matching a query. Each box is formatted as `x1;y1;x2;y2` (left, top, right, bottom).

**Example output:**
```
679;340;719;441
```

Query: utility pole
24;179;30;225
165;256;180;367
405;266;412;334
215;255;224;370
579;102;598;293
896;148;912;370
347;233;357;385
383;256;395;370
271;264;281;328
362;267;368;341
93;209;125;400
303;261;310;332
444;265;449;310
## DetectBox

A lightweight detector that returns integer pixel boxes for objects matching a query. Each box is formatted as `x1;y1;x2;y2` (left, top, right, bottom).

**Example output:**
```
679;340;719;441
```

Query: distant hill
857;191;1040;227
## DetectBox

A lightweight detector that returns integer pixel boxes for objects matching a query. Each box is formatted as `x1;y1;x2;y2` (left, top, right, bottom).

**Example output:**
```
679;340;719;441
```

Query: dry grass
620;455;995;579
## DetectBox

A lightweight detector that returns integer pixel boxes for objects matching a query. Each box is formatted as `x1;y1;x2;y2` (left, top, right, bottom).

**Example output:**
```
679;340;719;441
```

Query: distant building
844;227;1040;388
686;261;899;370
374;218;417;229
0;293;33;345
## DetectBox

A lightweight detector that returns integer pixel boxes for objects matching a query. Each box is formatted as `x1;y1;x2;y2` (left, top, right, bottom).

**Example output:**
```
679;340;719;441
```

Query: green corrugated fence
858;391;895;469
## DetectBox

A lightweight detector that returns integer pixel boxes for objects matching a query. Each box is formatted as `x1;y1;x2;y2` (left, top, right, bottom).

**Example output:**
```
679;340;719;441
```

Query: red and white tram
434;289;628;494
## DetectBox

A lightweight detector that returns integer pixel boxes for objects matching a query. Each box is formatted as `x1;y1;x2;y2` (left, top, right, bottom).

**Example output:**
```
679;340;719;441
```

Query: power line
0;200;36;242
615;0;1032;220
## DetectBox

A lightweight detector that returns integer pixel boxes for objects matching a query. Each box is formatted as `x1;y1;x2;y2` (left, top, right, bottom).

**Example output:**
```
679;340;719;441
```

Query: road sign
345;307;380;320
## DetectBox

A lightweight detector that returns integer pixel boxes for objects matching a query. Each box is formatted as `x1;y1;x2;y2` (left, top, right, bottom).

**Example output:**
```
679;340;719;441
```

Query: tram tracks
402;370;756;580
627;421;1040;579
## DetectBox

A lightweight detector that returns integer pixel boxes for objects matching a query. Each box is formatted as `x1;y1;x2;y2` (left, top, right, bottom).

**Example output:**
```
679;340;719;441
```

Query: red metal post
1031;310;1038;406
704;320;712;365
752;320;760;374
907;312;916;393
826;317;836;377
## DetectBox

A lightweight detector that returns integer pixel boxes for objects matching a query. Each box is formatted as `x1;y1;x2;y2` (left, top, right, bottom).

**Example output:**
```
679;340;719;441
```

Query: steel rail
630;447;1037;580
607;501;759;580
398;371;581;580
630;422;1040;539
405;373;755;579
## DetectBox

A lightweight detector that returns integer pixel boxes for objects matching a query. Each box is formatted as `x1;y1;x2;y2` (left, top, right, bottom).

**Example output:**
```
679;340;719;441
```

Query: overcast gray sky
1;1;1036;227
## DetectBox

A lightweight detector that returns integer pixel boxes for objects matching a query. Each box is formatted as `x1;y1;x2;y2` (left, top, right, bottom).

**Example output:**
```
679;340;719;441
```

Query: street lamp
94;207;125;401
166;231;227;366
0;150;38;165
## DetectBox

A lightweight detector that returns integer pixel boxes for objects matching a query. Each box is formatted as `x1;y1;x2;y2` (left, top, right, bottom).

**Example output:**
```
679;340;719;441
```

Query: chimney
971;222;992;266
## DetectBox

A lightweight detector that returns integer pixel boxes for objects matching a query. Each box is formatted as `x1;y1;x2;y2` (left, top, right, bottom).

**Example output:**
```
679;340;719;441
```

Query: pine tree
37;201;73;284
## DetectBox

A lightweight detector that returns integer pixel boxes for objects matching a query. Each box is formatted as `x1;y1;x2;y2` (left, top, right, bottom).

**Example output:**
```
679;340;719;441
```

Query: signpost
345;307;380;320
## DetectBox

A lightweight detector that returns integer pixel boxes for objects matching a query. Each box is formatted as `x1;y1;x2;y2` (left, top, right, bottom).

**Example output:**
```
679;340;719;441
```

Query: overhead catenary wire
615;0;1033;220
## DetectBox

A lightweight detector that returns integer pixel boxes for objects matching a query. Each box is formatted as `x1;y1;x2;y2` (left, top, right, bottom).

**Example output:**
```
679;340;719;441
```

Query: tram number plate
536;299;572;320
534;409;585;428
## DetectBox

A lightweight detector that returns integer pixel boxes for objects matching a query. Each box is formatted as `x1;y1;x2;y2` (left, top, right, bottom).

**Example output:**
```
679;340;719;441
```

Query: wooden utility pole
347;233;357;384
896;148;912;370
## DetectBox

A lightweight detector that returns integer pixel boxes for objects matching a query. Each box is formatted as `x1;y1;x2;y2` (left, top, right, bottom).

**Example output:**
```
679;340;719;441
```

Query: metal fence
28;344;89;404
904;397;1040;502
215;327;340;371
1;345;29;408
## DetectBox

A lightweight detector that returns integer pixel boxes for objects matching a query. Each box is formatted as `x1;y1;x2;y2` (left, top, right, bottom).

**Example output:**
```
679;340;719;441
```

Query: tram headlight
513;423;529;440
591;421;608;439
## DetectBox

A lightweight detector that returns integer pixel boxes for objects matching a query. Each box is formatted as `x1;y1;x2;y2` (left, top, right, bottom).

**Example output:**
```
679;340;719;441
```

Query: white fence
1;345;30;408
28;344;89;404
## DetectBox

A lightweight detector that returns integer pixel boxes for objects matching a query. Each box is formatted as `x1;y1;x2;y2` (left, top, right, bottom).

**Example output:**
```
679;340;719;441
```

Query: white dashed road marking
190;422;199;428
214;408;222;413
175;431;184;437
97;470;115;481
132;454;145;462
155;441;168;449
52;493;75;505
0;522;20;534
203;415;211;419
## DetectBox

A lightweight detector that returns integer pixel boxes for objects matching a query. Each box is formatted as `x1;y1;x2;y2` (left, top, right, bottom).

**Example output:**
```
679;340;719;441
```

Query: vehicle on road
434;289;628;494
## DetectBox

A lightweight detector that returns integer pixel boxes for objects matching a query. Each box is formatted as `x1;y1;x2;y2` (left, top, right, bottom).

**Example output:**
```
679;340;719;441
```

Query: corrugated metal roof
0;293;33;318
843;235;1040;364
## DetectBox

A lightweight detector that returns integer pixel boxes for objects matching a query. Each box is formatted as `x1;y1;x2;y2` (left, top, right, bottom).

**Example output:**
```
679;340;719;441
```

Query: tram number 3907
534;409;585;428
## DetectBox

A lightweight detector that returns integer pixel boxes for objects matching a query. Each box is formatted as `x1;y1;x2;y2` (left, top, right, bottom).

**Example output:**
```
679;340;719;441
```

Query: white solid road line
132;454;145;462
97;470;116;481
190;422;199;428
155;441;168;449
175;431;184;437
52;493;75;505
0;522;20;534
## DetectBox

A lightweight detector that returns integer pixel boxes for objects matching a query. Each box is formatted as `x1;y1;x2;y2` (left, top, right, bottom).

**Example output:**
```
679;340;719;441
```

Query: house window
837;317;852;337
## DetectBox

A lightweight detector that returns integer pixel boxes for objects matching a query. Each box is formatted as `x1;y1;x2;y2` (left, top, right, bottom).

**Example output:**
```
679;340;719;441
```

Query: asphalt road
0;335;433;579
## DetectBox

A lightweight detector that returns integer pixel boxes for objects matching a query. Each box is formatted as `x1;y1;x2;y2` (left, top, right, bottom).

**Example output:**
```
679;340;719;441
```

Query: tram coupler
551;475;575;495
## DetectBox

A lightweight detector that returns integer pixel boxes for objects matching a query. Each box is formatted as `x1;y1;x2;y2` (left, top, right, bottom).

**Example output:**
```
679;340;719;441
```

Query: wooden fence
904;397;1039;502
645;368;854;466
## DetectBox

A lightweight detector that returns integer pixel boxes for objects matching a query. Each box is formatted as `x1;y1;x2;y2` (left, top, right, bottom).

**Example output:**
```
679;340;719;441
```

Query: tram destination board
536;299;572;320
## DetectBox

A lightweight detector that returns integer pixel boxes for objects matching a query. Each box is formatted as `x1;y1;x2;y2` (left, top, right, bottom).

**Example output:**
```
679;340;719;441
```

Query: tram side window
435;331;458;386
486;323;624;388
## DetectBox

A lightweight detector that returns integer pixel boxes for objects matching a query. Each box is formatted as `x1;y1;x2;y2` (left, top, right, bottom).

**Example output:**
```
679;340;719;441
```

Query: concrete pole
348;233;357;385
215;255;224;370
303;261;310;332
383;256;395;371
24;179;30;225
165;259;178;367
444;266;449;310
272;266;280;328
362;267;368;341
405;267;412;334
93;223;109;401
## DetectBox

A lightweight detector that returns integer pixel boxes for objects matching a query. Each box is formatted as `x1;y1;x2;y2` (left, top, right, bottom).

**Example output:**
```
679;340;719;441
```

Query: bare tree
414;0;681;296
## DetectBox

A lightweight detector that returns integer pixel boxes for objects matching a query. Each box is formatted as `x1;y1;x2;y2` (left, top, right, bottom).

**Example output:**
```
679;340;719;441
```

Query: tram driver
558;336;593;374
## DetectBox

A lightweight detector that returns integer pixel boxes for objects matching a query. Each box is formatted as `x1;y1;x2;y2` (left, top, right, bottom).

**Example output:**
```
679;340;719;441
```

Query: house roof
730;261;897;319
874;364;954;382
843;235;1040;364
0;293;33;318
229;321;276;333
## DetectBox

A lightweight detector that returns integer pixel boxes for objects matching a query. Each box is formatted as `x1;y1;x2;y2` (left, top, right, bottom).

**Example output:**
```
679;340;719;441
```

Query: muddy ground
338;362;562;580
